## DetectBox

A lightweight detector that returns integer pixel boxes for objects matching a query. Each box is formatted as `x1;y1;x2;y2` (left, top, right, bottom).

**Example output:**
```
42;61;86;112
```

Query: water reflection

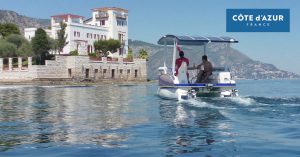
159;99;225;156
0;85;149;151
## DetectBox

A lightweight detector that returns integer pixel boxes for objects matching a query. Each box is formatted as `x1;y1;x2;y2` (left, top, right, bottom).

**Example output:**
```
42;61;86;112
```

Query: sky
1;0;299;74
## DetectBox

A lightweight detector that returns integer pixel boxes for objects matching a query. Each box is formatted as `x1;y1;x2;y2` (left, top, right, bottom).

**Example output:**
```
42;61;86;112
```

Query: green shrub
70;50;78;56
88;52;97;57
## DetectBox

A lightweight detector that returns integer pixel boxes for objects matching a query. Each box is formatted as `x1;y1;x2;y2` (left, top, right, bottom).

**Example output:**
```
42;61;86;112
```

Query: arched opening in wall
3;58;9;70
68;69;72;78
119;69;123;78
111;69;115;79
85;69;89;78
127;69;130;79
103;69;107;78
22;58;28;69
12;58;18;69
94;69;98;79
134;69;138;78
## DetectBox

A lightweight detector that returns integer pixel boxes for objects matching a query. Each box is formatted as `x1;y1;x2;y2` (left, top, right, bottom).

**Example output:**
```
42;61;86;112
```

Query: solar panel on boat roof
206;37;224;42
177;36;194;40
157;35;238;45
220;37;238;42
192;36;209;41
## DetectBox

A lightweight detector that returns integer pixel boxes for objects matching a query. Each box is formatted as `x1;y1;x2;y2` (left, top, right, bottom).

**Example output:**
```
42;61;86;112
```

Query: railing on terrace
89;57;134;63
96;12;109;18
115;13;127;19
1;57;30;71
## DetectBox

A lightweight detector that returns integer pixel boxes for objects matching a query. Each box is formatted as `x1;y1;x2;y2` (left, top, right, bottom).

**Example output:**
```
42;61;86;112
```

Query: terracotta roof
92;7;128;13
51;14;84;19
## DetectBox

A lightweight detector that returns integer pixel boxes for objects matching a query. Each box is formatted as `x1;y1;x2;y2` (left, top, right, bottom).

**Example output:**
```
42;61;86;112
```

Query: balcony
115;13;127;19
95;12;109;19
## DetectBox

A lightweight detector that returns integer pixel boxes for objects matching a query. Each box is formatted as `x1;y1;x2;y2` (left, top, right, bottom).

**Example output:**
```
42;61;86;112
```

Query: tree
48;36;58;52
31;28;50;65
138;49;149;60
56;22;68;55
4;34;33;57
16;42;33;57
0;23;20;38
5;34;27;49
94;39;121;57
0;40;17;57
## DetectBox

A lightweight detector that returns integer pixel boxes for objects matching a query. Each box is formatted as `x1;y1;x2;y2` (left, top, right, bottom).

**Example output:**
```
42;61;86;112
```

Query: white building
24;7;128;57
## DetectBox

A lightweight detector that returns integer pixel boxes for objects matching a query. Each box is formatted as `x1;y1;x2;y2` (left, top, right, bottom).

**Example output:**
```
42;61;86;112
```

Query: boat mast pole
163;40;167;68
204;43;207;55
172;39;177;76
226;43;230;71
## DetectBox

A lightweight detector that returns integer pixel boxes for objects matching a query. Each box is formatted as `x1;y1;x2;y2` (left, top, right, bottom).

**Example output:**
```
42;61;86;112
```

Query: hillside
129;40;299;80
0;10;50;33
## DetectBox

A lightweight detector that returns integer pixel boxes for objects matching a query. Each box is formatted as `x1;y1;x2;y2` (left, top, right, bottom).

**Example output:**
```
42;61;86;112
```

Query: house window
119;69;123;74
74;31;76;37
77;32;80;37
94;34;96;39
104;35;106;40
117;20;127;26
97;34;100;40
87;33;89;38
101;20;105;26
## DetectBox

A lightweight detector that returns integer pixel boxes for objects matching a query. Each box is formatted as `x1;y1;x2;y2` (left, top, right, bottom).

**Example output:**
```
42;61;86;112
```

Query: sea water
0;80;300;157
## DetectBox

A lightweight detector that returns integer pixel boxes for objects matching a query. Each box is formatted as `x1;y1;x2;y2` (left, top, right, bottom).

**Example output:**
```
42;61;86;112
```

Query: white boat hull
157;85;238;100
157;87;196;100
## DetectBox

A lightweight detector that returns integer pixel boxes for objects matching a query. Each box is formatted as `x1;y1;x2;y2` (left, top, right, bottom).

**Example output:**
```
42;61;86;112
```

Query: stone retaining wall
0;56;147;82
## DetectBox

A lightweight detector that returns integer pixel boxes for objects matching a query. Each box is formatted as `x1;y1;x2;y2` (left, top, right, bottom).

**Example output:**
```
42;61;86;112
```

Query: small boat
157;35;239;100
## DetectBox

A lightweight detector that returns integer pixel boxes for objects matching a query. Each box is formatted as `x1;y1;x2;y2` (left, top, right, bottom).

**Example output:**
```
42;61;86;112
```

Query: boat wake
228;97;255;106
246;96;300;105
178;98;217;109
177;96;300;112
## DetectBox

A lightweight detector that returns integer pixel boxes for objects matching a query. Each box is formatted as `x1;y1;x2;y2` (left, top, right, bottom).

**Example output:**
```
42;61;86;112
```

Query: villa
24;7;129;57
0;7;147;82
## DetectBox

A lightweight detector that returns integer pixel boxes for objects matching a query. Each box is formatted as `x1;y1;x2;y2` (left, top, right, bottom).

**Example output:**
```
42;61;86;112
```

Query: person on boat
175;50;190;83
196;55;213;83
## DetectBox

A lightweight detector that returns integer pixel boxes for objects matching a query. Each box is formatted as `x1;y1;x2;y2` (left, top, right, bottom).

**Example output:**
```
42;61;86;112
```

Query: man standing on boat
196;55;213;83
175;50;190;83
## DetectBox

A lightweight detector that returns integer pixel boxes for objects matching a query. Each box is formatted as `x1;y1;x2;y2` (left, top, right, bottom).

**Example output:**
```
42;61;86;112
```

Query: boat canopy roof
157;34;238;45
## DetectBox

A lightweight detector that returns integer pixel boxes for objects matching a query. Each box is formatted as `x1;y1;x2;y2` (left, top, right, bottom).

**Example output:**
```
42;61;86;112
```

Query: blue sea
0;80;300;157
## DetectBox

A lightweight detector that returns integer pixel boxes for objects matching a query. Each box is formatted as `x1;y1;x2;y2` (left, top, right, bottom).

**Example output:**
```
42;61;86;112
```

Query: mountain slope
0;10;50;33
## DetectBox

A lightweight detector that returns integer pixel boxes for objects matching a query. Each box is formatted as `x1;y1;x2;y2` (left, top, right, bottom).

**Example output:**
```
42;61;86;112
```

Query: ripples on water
0;80;300;157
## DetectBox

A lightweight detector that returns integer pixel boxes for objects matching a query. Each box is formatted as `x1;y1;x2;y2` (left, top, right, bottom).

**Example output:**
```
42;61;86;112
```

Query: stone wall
0;56;147;82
